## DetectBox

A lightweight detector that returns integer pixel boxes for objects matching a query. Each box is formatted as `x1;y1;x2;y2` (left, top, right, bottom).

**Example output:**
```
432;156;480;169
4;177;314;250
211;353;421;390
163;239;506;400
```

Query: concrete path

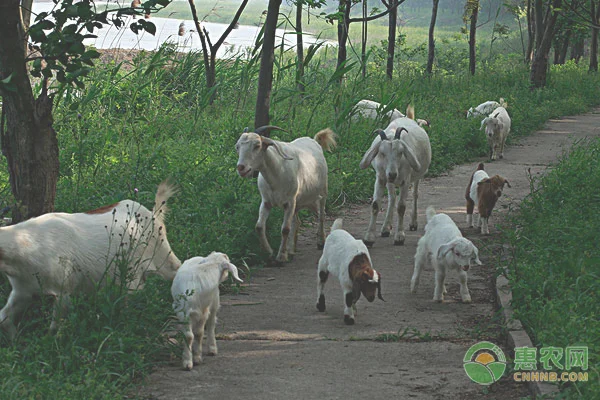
139;109;600;400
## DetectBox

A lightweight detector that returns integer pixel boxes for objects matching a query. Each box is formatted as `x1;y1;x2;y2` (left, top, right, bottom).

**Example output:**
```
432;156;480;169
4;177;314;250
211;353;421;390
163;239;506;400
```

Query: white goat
481;106;511;160
235;126;336;262
0;181;181;339
466;98;507;119
171;252;242;370
411;207;482;303
350;99;404;123
316;219;384;325
359;106;432;247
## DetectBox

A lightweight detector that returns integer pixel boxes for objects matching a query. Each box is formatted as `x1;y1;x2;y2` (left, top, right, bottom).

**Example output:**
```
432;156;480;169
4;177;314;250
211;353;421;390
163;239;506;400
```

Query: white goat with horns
235;125;336;262
359;106;432;247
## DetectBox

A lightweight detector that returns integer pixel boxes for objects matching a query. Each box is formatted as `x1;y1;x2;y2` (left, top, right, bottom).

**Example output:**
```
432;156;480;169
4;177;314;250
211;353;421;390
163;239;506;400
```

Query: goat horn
254;125;288;136
243;127;249;133
394;127;407;140
373;129;387;141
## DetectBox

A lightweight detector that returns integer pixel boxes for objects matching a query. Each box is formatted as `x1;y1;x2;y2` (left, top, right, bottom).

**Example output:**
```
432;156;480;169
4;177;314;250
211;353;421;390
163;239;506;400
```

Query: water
32;2;333;59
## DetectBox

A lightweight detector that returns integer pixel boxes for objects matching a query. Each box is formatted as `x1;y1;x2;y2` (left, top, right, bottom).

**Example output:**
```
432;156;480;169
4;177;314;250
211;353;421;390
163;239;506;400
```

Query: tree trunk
556;30;571;64
296;0;305;93
570;38;584;62
426;0;439;74
361;0;368;77
254;0;282;132
525;0;534;63
386;0;397;79
336;0;351;75
590;0;600;72
468;1;479;75
0;0;59;222
529;0;560;88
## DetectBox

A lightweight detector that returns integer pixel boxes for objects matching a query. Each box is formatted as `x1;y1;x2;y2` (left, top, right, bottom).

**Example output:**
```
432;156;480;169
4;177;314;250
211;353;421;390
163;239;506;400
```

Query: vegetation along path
139;108;600;400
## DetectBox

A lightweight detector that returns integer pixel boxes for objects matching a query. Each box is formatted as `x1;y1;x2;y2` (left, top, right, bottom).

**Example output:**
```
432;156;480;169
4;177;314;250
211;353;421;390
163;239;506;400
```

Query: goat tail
154;180;178;224
406;104;415;120
425;206;437;222
477;163;485;171
314;128;337;152
330;218;343;233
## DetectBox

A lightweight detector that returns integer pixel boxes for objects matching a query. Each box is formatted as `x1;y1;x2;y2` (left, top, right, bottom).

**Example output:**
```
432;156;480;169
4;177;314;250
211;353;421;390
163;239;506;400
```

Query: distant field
157;0;522;54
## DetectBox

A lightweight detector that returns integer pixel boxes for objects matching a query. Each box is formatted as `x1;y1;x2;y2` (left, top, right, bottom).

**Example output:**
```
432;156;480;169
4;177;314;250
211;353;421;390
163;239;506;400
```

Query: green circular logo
463;341;507;385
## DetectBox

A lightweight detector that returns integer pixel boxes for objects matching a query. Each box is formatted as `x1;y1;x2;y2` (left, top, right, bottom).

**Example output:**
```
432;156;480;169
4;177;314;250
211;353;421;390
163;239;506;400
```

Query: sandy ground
138;109;600;400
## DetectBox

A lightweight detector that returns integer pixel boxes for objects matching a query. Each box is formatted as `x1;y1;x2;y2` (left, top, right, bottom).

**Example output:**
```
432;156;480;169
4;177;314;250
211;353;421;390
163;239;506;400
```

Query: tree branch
213;0;249;50
348;0;405;23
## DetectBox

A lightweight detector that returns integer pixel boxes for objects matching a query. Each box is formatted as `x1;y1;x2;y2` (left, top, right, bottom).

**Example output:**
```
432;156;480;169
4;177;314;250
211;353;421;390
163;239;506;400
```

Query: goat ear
477;178;492;185
504;179;511;188
361;271;371;281
437;243;454;259
359;140;381;169
221;262;243;283
261;137;293;160
399;139;422;172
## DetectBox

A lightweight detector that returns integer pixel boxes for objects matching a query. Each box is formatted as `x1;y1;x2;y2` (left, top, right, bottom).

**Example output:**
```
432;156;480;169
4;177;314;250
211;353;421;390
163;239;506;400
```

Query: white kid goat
350;99;404;123
235;126;337;262
466;98;507;119
0;181;181;339
359;106;432;247
411;206;482;303
171;252;242;370
316;219;384;325
481;106;511;160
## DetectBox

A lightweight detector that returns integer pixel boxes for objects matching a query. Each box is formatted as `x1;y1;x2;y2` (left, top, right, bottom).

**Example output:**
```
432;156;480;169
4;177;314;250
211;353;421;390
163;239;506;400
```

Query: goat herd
0;99;511;371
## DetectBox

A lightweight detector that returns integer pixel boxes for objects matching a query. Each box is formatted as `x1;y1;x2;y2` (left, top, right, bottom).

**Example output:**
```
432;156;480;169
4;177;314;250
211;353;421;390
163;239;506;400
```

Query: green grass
0;29;599;397
505;139;600;398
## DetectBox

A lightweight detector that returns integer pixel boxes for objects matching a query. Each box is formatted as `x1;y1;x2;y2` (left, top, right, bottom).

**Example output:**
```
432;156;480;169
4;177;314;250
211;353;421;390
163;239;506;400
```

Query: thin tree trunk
255;0;282;132
558;29;571;64
590;0;600;72
188;0;249;104
426;0;439;74
468;0;479;75
386;0;397;79
361;0;367;77
0;0;59;222
529;0;560;88
336;0;351;75
296;0;305;93
525;0;534;63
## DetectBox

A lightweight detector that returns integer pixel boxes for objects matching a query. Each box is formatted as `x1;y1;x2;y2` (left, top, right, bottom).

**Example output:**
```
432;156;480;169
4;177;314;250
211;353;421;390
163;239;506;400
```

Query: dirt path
139;109;600;400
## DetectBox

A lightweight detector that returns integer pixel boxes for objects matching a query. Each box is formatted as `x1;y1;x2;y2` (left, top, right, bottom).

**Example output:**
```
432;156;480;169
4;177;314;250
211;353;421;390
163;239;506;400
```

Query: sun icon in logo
463;341;507;385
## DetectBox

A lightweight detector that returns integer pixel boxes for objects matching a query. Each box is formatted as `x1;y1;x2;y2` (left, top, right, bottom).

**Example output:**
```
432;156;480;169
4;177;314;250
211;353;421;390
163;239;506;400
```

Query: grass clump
506;138;600;399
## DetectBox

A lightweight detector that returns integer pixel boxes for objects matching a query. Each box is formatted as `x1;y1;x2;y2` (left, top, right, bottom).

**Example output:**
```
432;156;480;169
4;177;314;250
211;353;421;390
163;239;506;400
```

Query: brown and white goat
465;163;511;234
316;219;384;325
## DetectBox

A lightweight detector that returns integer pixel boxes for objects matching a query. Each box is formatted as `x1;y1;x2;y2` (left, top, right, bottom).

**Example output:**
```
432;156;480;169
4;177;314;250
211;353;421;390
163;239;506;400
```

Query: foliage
506;138;600;398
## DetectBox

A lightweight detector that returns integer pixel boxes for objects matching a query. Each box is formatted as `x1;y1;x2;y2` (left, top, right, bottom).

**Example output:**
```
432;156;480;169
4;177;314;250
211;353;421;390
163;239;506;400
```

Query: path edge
495;274;560;399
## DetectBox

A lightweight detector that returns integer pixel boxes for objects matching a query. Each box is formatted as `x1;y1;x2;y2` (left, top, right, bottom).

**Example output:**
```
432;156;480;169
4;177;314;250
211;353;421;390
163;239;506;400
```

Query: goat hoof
381;231;390;237
409;224;418;231
183;361;194;371
207;350;217;357
343;315;355;325
362;240;374;248
462;298;472;304
394;240;405;246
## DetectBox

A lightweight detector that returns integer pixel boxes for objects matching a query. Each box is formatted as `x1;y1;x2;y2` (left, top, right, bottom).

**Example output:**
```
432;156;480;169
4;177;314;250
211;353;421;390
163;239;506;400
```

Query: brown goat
466;163;510;234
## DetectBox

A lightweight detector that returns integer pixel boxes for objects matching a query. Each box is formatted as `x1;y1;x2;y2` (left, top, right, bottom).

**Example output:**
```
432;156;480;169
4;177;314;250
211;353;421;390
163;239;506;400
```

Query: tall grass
505;139;600;399
0;39;599;396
